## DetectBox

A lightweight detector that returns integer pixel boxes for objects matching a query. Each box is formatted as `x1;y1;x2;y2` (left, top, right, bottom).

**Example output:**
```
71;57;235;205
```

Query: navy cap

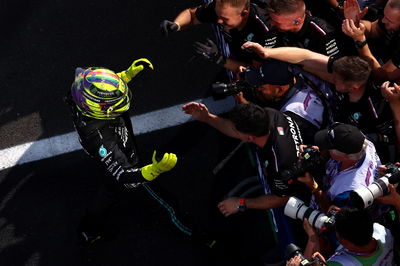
244;59;293;86
314;123;365;154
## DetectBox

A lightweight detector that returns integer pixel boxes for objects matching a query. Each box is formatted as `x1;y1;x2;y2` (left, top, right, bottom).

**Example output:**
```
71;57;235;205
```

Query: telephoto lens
284;197;335;230
350;163;400;209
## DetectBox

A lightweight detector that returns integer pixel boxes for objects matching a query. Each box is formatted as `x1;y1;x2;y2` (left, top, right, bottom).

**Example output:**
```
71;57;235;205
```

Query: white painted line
0;97;235;170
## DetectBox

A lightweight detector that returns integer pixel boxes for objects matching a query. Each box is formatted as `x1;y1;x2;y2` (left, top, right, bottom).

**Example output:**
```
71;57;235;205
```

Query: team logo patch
99;145;107;157
246;33;254;41
352;112;361;121
303;38;310;48
277;127;284;135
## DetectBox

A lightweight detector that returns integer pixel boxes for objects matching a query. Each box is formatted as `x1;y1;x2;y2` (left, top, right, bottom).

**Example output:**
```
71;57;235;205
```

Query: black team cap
244;59;293;86
314;123;365;154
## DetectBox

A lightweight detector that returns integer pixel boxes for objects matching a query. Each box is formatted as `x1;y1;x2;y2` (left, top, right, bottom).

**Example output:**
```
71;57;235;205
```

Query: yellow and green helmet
71;67;131;119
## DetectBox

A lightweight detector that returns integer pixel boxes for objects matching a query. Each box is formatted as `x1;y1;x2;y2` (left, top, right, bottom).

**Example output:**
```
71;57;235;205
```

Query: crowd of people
66;0;400;265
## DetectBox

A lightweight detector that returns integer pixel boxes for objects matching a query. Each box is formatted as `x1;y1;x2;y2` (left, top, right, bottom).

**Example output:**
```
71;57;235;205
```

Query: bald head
266;0;305;15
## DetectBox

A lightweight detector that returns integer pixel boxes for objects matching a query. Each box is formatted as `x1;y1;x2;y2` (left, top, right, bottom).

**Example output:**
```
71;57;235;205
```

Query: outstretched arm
302;219;321;259
241;42;331;79
173;7;202;30
160;6;202;37
182;102;240;139
217;194;289;217
342;19;400;81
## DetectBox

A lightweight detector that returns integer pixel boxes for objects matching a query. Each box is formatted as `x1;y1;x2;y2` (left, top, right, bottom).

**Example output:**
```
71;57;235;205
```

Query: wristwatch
238;198;247;212
354;40;367;49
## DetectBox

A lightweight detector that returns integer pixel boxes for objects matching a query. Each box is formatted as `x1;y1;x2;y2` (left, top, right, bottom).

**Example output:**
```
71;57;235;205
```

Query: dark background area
0;1;277;265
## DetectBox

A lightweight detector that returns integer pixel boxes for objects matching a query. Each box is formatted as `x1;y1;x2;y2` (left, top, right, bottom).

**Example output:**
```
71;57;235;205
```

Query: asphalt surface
0;0;278;265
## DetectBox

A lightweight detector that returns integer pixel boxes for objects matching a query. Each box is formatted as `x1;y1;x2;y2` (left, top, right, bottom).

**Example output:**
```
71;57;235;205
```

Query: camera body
280;147;323;185
211;80;254;100
350;163;400;209
285;243;324;265
284;196;336;230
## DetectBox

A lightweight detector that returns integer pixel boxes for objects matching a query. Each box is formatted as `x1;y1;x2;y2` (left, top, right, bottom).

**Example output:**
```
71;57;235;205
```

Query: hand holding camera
350;163;400;209
280;147;323;186
284;197;337;231
285;243;327;265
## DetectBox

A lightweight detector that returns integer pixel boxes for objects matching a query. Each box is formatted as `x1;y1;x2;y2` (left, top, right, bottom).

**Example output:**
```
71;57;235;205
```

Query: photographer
298;206;394;265
298;123;381;213
233;59;336;144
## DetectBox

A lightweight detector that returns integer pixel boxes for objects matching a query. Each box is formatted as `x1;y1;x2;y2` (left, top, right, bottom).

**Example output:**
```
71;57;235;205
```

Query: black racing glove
160;20;179;37
193;38;226;66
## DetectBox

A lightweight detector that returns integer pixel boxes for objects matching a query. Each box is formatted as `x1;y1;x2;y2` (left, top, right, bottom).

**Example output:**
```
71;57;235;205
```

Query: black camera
284;196;336;231
211;80;254;100
350;163;400;209
285;243;326;265
280;147;323;185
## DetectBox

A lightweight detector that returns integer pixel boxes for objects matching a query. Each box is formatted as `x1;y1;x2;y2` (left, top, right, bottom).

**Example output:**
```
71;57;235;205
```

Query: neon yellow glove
141;151;177;181
117;58;154;83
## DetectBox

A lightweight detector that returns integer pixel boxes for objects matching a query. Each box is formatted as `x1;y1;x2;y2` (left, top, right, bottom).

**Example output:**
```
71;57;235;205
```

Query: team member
266;0;344;56
182;102;306;212
161;0;279;72
342;0;400;81
183;102;310;254
241;42;397;162
65;59;177;243
236;59;336;143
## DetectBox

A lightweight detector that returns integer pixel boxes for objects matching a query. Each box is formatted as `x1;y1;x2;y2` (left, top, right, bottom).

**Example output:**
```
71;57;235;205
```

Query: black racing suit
195;1;280;64
67;97;148;237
